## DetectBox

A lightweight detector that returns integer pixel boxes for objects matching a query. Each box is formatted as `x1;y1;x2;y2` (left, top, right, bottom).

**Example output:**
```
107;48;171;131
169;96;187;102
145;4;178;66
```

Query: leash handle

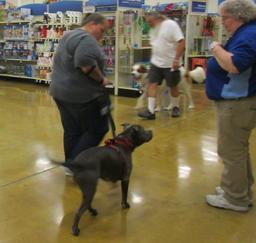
108;112;116;138
101;86;116;138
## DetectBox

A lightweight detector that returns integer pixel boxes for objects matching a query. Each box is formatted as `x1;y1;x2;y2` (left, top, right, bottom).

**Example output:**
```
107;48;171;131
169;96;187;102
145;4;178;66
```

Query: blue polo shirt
206;20;256;100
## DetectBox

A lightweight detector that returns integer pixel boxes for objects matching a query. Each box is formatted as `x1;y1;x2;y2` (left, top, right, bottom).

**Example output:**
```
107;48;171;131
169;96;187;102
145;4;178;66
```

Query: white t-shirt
150;19;184;68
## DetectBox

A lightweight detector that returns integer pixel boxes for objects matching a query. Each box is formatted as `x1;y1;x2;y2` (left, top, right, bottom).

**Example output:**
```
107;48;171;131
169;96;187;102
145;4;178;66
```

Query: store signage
118;0;143;8
191;1;207;13
95;5;117;12
83;5;95;13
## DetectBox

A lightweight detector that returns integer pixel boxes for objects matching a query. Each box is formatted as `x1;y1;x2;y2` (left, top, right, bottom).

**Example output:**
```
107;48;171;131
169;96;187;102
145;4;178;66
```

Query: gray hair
81;13;106;26
220;0;256;23
144;12;167;21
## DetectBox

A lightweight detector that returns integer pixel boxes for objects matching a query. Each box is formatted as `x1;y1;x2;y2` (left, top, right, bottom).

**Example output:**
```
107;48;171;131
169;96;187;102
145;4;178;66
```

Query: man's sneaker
215;186;253;207
64;167;74;176
215;186;225;195
171;106;180;118
206;194;249;212
138;109;155;120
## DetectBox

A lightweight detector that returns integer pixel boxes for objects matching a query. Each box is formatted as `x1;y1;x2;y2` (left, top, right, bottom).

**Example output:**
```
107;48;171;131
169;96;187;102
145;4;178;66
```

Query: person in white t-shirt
138;12;185;119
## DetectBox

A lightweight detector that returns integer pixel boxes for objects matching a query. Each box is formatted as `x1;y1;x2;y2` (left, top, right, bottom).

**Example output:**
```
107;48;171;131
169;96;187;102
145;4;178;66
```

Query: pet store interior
0;0;255;242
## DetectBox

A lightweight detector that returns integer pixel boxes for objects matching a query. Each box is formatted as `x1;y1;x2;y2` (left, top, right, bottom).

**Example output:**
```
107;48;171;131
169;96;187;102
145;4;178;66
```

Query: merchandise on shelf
101;15;116;75
0;9;7;22
3;24;30;40
43;11;82;25
7;8;32;22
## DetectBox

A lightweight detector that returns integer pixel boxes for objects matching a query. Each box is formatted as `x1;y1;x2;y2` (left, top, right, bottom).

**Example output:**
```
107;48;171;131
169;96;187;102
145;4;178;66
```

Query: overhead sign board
118;0;143;8
191;0;207;14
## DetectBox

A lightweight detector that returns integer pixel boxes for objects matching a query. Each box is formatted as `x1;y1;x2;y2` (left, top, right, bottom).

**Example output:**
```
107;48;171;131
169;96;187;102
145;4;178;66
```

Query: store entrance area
0;80;256;242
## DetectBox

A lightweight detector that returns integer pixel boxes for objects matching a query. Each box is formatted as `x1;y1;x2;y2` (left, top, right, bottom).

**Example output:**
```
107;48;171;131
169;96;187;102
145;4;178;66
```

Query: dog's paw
72;227;80;236
122;202;130;209
89;207;98;216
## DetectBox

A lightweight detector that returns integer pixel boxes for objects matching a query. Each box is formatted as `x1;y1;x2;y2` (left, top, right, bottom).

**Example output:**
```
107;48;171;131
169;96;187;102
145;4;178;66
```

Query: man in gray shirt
49;13;111;175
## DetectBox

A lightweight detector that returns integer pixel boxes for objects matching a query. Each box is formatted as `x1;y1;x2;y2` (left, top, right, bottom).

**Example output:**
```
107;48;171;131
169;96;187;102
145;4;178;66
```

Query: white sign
83;5;95;13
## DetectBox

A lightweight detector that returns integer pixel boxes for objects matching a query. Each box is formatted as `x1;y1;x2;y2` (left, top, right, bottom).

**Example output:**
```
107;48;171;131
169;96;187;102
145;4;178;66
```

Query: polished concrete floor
0;79;256;243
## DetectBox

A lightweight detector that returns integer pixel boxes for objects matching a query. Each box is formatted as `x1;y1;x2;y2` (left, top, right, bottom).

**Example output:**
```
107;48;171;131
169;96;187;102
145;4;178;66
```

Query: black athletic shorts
148;64;181;87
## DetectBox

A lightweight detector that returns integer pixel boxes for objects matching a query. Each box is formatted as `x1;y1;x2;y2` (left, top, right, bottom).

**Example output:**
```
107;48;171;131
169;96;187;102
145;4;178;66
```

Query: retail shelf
3;58;37;62
0;73;35;79
4;38;30;41
37;64;52;69
0;73;51;83
33;22;80;28
133;46;151;50
188;54;213;58
33;38;62;42
118;86;138;91
36;51;55;55
0;20;30;25
117;86;140;97
193;36;214;39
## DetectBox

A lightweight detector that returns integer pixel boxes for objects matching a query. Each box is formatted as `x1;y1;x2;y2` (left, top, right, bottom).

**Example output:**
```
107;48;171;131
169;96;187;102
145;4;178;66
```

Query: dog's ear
121;123;130;130
138;65;147;73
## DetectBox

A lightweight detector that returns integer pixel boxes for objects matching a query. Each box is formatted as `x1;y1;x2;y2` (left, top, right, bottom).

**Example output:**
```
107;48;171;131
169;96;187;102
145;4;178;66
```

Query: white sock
171;96;179;108
148;97;155;114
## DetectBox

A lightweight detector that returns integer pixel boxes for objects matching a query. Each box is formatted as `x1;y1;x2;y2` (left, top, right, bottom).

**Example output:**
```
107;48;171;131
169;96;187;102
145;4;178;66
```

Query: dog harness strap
114;138;134;152
104;140;129;178
104;138;134;152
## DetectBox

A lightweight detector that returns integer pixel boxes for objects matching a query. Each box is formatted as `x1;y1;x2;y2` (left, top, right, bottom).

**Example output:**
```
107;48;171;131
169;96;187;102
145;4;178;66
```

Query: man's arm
81;65;112;86
172;39;185;70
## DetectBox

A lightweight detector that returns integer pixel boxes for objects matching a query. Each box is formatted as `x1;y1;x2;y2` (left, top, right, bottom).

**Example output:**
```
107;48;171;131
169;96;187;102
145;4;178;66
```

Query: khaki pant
216;96;256;207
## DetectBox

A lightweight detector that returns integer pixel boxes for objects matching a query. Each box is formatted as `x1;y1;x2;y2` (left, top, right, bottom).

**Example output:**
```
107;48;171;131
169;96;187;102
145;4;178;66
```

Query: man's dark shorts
148;64;181;87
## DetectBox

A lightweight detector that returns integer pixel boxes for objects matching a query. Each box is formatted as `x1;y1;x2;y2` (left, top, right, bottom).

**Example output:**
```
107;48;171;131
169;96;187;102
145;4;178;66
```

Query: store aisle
0;80;255;243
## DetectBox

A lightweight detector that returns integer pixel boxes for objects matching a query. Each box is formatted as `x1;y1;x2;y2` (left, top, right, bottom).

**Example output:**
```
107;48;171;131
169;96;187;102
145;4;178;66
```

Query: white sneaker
215;186;253;207
206;194;249;212
64;167;73;176
215;186;225;195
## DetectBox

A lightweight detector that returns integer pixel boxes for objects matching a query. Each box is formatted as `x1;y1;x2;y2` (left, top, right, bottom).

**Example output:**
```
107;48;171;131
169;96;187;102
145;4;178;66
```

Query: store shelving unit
114;8;151;96
0;7;82;84
0;18;40;81
184;0;222;70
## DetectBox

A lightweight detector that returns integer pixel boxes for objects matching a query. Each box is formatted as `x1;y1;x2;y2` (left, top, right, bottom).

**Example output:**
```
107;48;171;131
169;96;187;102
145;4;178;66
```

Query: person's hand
210;41;221;52
172;59;180;71
102;77;113;86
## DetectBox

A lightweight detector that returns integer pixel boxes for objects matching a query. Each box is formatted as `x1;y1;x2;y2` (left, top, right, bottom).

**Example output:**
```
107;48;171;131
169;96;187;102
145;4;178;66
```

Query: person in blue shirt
205;0;256;212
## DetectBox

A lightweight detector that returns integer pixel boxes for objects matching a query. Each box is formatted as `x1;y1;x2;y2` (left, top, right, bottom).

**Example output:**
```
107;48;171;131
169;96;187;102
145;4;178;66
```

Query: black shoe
171;106;180;118
138;109;156;120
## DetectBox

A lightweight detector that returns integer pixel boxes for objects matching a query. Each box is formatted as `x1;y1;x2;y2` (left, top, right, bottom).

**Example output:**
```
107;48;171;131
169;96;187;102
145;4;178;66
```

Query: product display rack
184;0;222;70
114;8;151;96
0;6;82;84
100;12;116;84
0;18;41;82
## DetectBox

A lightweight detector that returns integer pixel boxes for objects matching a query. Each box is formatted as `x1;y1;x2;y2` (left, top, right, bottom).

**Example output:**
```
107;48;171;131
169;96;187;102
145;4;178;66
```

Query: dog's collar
104;137;134;152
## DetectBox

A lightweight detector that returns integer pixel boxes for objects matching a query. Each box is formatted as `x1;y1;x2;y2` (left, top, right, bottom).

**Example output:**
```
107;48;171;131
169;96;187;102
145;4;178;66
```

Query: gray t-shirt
49;28;105;103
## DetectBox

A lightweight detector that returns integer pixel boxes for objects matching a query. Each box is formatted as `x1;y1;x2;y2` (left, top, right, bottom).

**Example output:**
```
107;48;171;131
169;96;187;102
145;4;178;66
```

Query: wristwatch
210;41;220;51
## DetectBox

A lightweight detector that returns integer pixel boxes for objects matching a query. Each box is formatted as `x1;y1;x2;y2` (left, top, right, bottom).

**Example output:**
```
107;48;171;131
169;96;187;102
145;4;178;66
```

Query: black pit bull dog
54;124;153;236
